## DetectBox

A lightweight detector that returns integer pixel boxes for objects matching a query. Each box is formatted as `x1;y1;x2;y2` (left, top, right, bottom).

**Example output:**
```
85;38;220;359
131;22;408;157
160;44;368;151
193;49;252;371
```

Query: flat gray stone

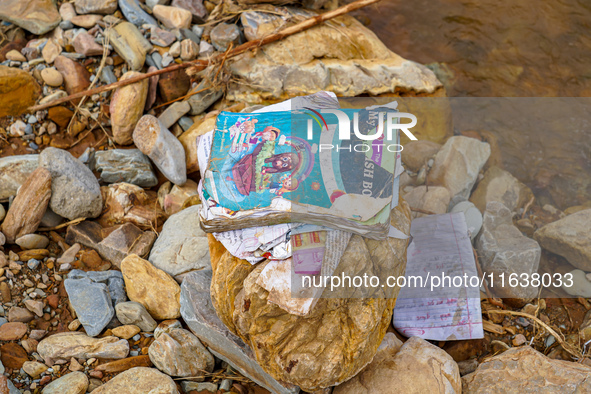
64;277;114;337
39;147;103;220
0;155;39;201
68;269;127;306
90;149;158;187
180;270;299;394
118;0;158;26
148;205;210;278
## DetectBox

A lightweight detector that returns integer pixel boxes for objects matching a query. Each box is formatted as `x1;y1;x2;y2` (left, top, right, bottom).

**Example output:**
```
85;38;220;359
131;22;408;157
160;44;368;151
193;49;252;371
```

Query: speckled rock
91;367;179;394
462;346;591;393
38;332;129;364
148;328;215;377
75;0;117;14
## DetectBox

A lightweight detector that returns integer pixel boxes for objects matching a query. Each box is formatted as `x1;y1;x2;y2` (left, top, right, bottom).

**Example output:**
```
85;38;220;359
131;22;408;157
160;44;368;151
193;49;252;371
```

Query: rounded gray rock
40;147;103;220
115;301;157;332
148;205;210;278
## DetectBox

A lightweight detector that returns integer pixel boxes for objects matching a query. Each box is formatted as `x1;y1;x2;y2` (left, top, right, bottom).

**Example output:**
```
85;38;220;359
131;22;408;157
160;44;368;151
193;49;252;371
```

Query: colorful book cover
203;106;400;223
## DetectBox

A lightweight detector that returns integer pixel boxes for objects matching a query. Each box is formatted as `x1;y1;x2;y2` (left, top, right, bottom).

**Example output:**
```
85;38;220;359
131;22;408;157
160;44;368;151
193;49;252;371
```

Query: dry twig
486;309;584;360
38;217;86;232
27;0;381;112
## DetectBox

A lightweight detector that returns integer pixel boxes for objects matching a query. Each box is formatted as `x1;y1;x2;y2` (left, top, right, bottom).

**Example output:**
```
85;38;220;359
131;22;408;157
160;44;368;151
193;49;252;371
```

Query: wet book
199;93;401;239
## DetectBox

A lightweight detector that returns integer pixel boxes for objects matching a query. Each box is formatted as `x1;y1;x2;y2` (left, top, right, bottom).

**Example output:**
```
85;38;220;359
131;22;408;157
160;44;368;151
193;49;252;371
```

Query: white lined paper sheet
393;212;484;340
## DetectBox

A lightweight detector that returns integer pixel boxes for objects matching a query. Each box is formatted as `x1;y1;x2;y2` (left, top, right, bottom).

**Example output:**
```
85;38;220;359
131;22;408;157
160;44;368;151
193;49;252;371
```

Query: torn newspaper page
393;212;484;341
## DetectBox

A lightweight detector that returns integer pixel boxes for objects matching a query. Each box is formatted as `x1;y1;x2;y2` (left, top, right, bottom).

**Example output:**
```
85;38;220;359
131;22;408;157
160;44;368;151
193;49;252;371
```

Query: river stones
39;148;103;220
120;254;181;320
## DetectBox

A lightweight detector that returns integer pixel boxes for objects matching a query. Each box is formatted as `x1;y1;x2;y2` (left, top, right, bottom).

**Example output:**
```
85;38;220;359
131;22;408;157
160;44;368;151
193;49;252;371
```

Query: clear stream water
352;0;591;209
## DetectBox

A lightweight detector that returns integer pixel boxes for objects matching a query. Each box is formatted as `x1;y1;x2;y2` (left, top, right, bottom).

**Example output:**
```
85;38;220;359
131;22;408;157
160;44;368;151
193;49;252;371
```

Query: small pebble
512;334;527;346
27;259;41;270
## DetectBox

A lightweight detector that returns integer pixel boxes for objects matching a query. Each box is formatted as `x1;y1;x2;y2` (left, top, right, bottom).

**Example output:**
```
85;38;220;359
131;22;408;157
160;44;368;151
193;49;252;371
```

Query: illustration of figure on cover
218;116;314;200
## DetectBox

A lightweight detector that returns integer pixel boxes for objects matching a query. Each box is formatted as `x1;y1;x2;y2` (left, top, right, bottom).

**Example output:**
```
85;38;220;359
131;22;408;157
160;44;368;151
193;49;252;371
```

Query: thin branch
486;310;584;359
27;0;381;112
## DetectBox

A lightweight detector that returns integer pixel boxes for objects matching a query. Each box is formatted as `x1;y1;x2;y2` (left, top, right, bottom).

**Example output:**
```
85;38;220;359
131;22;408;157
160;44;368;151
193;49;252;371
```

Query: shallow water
352;0;591;209
354;0;591;97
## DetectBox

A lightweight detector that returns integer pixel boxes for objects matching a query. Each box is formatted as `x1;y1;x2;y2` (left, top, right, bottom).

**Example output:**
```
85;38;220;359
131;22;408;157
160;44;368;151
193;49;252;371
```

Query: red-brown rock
0;343;29;369
0;322;28;341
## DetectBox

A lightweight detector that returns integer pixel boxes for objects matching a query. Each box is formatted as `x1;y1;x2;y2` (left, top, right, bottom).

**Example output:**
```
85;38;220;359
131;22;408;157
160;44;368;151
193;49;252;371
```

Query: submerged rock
534;209;591;271
476;202;541;299
470;166;534;213
429;136;491;204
